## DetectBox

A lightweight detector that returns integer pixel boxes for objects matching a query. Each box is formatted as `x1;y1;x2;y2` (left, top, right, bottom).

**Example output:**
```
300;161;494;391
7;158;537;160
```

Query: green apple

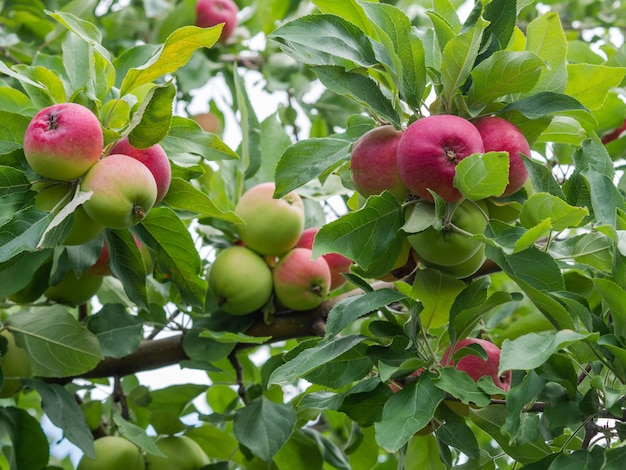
77;436;145;470
23;103;103;181
144;435;209;470
408;200;487;267
273;247;331;311
81;154;158;229
44;269;103;305
235;182;305;256
0;330;33;398
424;244;486;279
208;245;273;315
34;182;104;245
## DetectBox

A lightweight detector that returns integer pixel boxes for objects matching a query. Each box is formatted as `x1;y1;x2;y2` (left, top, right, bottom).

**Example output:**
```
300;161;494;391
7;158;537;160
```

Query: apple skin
235;182;305;256
145;435;209;470
350;125;408;201
397;115;484;202
473;116;530;196
295;227;353;291
192;112;223;136
408;200;487;267
602;119;626;144
81;154;158;229
426;244;486;279
23;103;103;181
273;247;332;311
208;245;273;315
0;330;33;398
77;436;145;470
109;137;171;204
442;338;511;391
195;0;239;42
44;269;103;305
34;182;104;245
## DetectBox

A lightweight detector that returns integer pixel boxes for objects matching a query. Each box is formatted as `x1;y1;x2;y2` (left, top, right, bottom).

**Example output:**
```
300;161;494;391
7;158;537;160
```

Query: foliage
1;0;626;468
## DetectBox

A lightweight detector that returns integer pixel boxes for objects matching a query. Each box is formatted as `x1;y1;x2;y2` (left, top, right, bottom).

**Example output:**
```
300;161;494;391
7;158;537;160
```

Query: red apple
602;119;626;144
80;154;158;229
109;137;171;203
235;182;305;256
473;116;530;196
442;338;511;391
295;227;352;291
192;112;223;136
23;103;103;181
350;125;408;201
195;0;239;42
273;247;331;311
397;115;484;202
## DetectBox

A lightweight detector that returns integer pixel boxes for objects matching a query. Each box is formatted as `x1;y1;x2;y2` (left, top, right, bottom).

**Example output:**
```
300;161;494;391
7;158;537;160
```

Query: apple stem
133;204;146;220
47;112;60;130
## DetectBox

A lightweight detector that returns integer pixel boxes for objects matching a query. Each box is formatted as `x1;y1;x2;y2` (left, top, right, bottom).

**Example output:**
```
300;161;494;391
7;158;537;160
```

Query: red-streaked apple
81;154;158;229
350;125;408;201
235;182;305;256
473;116;530;196
23;103;103;180
295;227;352;290
273;247;331;311
195;0;239;42
109;137;171;204
208;245;273;315
397;115;484;202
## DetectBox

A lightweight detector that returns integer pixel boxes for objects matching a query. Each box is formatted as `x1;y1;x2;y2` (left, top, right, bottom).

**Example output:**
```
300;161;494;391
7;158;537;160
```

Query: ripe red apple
208;245;274;315
195;0;239;42
144;435;209;470
273;247;331;311
602;119;626;144
23;103;103;180
34;182;104;245
77;436;145;470
235;182;305;256
109;137;171;204
473;116;530;196
192;112;223;136
350;125;408;201
81;154;158;229
44;269;103;305
295;227;352;290
442;338;511;391
397;115;484;202
0;330;33;398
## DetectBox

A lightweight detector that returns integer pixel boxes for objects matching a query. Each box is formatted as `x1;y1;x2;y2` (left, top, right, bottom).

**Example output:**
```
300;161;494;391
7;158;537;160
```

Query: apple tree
1;0;626;468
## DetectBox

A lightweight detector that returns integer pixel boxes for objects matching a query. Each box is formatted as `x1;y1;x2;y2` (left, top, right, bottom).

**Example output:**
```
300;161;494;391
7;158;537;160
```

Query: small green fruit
144;435;209;470
0;330;33;398
45;269;103;305
77;436;145;470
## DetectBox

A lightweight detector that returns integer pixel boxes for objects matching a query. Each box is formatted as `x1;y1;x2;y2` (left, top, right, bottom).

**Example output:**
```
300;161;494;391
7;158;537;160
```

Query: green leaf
326;289;407;337
112;413;166;457
269;335;367;385
0;62;47;92
127;81;176;149
120;25;221;95
312;0;373;35
146;384;208;415
502;92;595;130
594;279;626;340
434;367;491;407
87;303;144;358
313;66;401;126
163;177;242;223
6;307;103;377
0;113;31;157
199;330;271;344
565;64;626;110
519;192;589;231
268;14;378;69
304;343;372;389
136;207;207;308
11;64;66;108
455;151;510;199
233;67;262;180
468;51;545;107
374;372;446;452
274;138;351;198
233;397;296;462
162;116;239;161
106;229;149;311
499;330;598;373
26;380;95;458
47;10;110;61
0;406;49;470
524;12;568;94
0;165;30;196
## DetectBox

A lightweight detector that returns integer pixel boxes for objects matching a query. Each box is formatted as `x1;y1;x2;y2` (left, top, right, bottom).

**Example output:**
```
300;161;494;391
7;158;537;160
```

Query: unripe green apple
23;103;103;180
144;435;209;470
81;154;158;229
77;436;145;470
34;182;104;245
195;0;239;42
350;125;408;201
0;330;33;398
109;137;171;204
208;245;273;315
235;182;305;256
425;244;486;279
273;247;331;311
44;269;103;305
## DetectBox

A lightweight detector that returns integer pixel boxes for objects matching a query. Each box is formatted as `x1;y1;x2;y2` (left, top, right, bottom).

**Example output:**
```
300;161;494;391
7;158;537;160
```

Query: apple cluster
208;182;352;315
350;114;531;278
